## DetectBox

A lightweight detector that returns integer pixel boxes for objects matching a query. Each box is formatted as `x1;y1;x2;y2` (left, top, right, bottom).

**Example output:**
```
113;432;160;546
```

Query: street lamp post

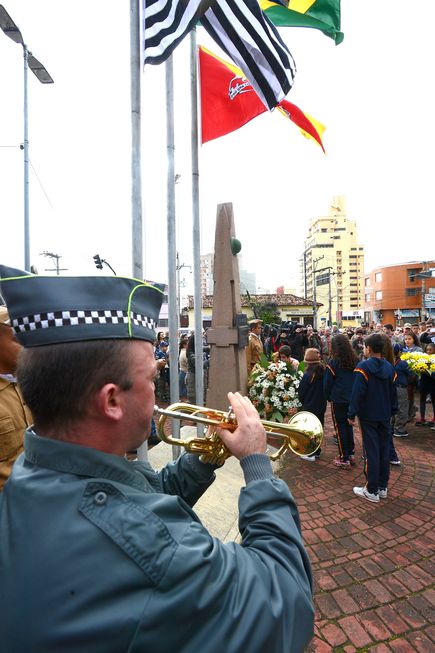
176;252;191;327
0;5;53;271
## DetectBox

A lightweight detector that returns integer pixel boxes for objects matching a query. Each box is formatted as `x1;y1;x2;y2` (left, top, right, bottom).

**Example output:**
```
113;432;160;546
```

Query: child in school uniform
348;334;398;503
416;341;435;426
392;343;413;438
381;336;401;466
298;348;326;461
324;334;358;469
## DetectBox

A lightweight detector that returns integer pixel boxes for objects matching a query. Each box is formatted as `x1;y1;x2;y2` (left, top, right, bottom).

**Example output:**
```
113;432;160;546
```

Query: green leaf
272;411;284;423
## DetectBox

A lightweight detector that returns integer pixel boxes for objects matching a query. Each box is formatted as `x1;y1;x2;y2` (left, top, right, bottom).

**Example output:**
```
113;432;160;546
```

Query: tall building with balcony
299;196;365;327
200;253;214;297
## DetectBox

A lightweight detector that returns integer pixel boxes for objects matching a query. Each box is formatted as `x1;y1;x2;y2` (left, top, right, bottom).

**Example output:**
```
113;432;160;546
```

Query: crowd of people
245;317;435;503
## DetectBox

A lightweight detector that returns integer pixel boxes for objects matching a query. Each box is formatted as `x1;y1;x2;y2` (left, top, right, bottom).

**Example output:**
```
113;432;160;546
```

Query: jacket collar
24;429;152;492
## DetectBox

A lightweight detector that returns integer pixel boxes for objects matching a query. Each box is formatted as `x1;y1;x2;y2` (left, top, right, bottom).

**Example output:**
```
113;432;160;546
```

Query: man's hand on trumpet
217;392;267;460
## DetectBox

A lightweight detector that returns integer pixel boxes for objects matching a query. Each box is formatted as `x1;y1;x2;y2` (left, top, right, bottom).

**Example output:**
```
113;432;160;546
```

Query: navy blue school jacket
298;370;327;417
323;359;355;403
394;358;413;387
348;357;398;422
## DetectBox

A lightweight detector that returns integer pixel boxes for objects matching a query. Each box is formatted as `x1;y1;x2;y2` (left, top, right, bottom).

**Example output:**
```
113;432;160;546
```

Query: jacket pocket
80;481;178;586
0;416;23;460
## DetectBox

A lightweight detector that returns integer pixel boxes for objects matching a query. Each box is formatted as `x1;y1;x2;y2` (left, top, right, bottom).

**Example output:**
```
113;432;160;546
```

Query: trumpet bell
264;411;323;459
154;403;323;464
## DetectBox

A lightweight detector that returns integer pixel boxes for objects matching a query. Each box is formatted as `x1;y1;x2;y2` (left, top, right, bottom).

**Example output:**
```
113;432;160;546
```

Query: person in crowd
381;336;401;466
351;327;365;361
178;337;188;402
155;340;170;403
348;334;398;503
0;265;315;653
402;330;423;421
419;322;434;351
306;325;323;355
416;341;435;426
320;327;332;362
186;333;197;403
288;325;309;363
272;344;299;370
400;323;413;345
324;334;358;469
298;348;326;462
246;319;264;374
0;306;33;490
392;343;413;441
383;323;401;345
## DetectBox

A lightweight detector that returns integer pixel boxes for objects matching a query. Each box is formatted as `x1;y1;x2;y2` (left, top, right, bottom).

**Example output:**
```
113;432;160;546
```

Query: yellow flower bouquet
400;352;435;376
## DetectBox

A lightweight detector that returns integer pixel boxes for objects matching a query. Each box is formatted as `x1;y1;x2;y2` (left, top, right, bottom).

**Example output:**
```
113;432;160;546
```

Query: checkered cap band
12;309;156;333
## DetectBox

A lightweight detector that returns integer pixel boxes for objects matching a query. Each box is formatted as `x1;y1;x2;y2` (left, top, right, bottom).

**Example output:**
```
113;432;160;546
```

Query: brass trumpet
154;403;323;465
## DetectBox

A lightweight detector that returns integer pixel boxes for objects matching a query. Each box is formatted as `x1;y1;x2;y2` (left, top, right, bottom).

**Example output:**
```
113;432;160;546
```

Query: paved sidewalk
152;407;434;652
277;411;434;653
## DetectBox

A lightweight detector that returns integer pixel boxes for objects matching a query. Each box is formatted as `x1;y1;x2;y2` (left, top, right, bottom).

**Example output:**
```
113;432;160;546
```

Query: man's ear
94;384;125;422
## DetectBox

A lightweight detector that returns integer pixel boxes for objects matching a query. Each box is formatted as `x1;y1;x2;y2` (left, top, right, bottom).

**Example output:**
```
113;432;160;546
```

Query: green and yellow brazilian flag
259;0;344;45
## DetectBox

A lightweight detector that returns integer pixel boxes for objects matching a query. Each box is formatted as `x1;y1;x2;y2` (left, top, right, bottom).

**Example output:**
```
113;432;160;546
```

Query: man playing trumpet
0;265;314;653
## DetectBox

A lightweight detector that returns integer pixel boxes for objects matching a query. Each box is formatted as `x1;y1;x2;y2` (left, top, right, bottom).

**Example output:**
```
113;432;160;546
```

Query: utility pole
40;251;67;275
312;256;324;330
328;273;332;326
411;264;432;321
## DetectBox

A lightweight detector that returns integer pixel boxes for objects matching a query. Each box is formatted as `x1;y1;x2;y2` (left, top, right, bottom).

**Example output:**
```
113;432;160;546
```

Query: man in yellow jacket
0;306;32;490
246;319;264;374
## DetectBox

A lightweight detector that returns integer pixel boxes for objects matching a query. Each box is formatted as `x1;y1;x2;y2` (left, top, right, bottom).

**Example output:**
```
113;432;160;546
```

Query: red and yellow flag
199;46;325;152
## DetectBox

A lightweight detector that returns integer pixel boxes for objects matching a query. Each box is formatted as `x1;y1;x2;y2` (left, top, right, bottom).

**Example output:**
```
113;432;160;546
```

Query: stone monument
205;203;249;410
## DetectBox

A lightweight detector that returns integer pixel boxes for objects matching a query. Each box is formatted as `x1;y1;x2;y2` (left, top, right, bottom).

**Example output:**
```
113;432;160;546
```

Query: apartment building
364;262;435;325
299;196;365;327
200;253;214;297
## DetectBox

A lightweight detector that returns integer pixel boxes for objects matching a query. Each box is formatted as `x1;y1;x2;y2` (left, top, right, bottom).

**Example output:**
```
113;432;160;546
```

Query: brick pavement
276;407;435;653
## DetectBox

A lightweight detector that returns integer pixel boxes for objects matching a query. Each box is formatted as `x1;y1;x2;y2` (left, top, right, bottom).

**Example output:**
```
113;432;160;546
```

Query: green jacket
0;430;314;653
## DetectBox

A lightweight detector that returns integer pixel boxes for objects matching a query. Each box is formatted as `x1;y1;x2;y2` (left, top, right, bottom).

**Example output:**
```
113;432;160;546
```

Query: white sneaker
378;488;388;499
300;454;316;461
353;486;380;503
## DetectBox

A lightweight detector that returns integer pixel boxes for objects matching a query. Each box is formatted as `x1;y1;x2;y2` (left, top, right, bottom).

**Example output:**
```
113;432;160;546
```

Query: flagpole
130;0;149;462
130;0;143;281
190;29;204;415
165;54;181;458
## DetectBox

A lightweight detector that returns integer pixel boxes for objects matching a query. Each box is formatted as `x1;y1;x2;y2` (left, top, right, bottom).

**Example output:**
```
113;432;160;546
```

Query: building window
365;278;370;286
406;288;421;296
365;294;371;301
375;272;382;282
375;291;382;300
407;268;421;281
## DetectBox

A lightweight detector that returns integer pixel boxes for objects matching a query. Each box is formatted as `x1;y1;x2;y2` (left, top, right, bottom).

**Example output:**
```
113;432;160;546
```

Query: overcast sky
1;1;434;292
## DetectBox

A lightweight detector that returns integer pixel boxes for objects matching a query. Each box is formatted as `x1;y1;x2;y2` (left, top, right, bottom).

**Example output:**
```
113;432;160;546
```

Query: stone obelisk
205;203;248;410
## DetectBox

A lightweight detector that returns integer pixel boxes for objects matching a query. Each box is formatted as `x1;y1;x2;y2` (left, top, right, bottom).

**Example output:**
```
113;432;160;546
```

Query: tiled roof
187;294;321;309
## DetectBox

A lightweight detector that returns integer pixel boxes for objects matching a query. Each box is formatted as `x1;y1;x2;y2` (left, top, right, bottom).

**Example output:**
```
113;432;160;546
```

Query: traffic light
93;254;103;270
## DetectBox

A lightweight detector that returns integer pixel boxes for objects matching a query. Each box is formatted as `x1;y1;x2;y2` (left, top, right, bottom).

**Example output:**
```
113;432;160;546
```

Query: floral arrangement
248;356;303;422
400;351;435;376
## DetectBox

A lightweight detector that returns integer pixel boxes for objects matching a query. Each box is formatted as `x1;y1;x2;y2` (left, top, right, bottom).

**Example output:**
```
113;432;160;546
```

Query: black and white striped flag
200;0;296;110
143;0;296;110
143;0;211;65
